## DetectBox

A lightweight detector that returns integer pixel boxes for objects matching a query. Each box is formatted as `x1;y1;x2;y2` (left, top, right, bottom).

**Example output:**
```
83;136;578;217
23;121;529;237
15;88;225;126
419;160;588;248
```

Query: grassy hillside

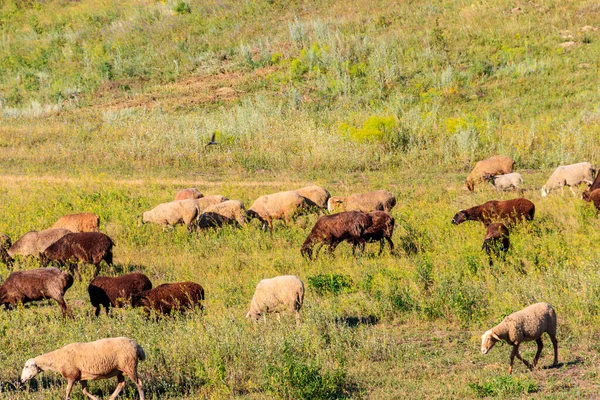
1;0;600;399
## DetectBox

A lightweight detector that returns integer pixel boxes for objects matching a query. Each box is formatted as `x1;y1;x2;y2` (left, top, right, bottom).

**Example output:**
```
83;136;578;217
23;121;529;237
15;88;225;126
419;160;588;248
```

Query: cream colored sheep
247;191;307;230
327;190;396;213
295;185;331;209
141;199;199;231
8;228;71;258
191;195;229;212
541;162;595;197
246;275;304;323
197;200;246;229
51;213;100;232
175;188;203;200
21;336;145;400
465;155;515;191
484;173;523;191
481;302;558;374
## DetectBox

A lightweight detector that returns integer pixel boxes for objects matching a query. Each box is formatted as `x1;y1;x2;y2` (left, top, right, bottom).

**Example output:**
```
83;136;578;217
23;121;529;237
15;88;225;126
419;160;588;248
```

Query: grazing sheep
484;173;523;191
132;282;204;315
21;336;145;400
541;162;595;197
141;199;200;231
301;211;373;259
0;233;12;266
482;223;510;265
8;228;71;258
327;190;396;213
362;211;395;255
247;191;307;230
0;267;73;317
197;200;246;229
583;188;600;210
295;185;331;209
465;155;515;191
41;232;114;279
246;275;304;323
582;170;600;199
481;302;558;374
452;198;535;227
51;213;100;232
88;273;153;317
175;187;203;200
191;195;229;213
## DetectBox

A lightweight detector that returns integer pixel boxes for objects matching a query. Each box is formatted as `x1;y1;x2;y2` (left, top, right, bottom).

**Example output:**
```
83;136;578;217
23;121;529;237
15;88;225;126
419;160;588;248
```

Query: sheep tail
136;344;146;362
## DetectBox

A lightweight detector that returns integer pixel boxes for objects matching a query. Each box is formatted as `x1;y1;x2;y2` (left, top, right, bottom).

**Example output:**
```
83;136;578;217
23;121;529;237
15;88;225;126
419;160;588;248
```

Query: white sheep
246;275;304;323
327;190;396;213
295;185;331;209
541;162;595;197
141;199;199;231
481;302;558;374
198;200;247;228
21;336;145;400
247;191;307;230
484;173;523;191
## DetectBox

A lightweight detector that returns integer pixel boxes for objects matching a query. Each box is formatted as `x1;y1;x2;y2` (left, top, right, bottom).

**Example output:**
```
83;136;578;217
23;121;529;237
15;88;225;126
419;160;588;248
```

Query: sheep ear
492;333;501;341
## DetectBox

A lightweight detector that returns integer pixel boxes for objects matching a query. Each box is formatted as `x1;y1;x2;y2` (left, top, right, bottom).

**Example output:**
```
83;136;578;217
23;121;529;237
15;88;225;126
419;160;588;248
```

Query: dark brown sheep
452;198;535;227
581;168;600;200
88;273;153;317
300;211;373;259
0;267;73;317
483;223;510;265
582;188;600;210
362;211;395;255
131;282;204;316
40;232;114;279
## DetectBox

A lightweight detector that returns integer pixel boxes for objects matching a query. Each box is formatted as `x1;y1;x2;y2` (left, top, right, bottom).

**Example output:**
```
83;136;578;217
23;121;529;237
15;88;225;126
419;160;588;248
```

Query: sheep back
247;275;304;319
132;282;204;315
452;198;535;226
191;195;229;212
142;199;200;228
8;228;71;258
495;303;557;345
51;213;100;232
466;155;515;191
327;190;396;213
295;185;331;209
88;273;152;315
175;188;204;200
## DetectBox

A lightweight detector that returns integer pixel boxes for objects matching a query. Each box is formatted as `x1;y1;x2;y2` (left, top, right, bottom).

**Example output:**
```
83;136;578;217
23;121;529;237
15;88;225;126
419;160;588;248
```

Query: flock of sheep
3;155;600;398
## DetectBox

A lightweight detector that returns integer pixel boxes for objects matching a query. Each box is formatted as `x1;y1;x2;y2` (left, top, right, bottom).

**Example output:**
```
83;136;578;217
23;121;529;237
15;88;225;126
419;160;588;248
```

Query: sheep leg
56;296;73;319
512;345;532;371
386;237;395;254
550;333;559;367
108;374;126;400
570;186;577;196
133;377;145;400
314;243;324;258
64;379;75;400
378;239;384;256
94;305;101;317
532;338;544;368
80;381;100;400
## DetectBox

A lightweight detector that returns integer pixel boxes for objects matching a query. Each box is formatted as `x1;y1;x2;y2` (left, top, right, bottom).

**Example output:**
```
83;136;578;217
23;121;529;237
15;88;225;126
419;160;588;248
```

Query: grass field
1;0;600;398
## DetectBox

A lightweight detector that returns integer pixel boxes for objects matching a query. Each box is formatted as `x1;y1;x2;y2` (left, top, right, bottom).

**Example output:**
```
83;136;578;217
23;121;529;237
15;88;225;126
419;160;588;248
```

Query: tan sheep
141;199;199;231
246;275;304;323
197;200;246;229
175;187;203;200
295;185;331;209
51;213;100;232
247;191;307;230
465;155;515;191
8;228;71;258
21;336;145;400
191;195;229;212
481;302;558;374
327;190;396;213
541;162;595;197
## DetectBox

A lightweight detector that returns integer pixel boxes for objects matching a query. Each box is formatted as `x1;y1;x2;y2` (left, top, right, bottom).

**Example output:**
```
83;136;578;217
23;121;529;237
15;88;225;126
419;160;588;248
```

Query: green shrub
469;376;539;397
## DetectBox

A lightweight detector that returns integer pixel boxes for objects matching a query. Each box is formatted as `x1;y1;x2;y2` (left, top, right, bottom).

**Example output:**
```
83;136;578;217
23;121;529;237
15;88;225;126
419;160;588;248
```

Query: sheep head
327;197;343;213
582;190;591;202
21;359;42;382
480;329;501;354
465;179;475;192
452;210;468;225
541;187;548;197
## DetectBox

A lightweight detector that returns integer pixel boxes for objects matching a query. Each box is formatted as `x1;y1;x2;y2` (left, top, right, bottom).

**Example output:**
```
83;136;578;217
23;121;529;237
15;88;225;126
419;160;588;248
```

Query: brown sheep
175;188;204;200
8;228;71;258
465;155;515;191
41;232;114;279
452;198;535;227
88;273;153;317
362;211;395;255
582;171;600;199
327;190;396;213
483;223;510;265
301;211;373;259
582;188;600;210
51;213;100;232
0;267;73;317
131;282;204;316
